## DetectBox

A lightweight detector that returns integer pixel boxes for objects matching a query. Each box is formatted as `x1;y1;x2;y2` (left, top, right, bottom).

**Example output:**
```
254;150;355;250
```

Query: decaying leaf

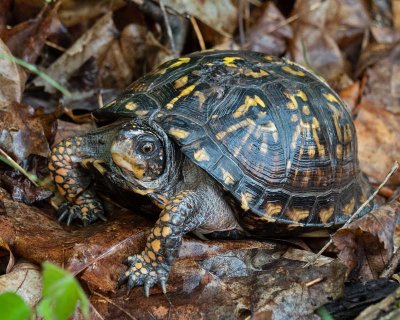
246;2;292;55
332;199;400;281
355;102;400;186
0;102;58;162
0;262;42;308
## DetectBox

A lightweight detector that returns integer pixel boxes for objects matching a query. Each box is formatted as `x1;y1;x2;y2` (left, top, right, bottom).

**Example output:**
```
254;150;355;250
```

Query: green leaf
37;262;90;320
316;306;334;320
0;292;31;320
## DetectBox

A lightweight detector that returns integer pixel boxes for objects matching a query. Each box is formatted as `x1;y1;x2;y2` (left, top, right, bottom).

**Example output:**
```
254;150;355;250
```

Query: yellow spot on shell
169;128;190;139
323;93;339;103
319;207;334;223
221;168;235;185
223;56;243;67
194;91;206;106
168;57;190;69
151;239;161;252
336;144;343;158
282;66;305;76
174;76;188;89
125;102;137;110
216;118;256;140
308;146;316;158
296;90;308;101
291;114;299;122
233;95;266;118
343;197;355;216
244;69;269;78
302;105;310;115
166;84;196;109
194;148;210;162
265;203;282;215
240;192;253;211
260;142;268;154
287;208;309;222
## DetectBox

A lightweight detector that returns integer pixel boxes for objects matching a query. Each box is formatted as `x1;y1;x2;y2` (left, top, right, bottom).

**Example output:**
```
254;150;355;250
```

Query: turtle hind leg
49;136;105;225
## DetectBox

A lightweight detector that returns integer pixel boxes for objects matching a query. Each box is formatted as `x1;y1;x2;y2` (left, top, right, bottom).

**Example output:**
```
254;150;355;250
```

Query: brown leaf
0;0;12;28
354;102;400;186
160;0;237;36
332;200;399;281
32;12;118;93
0;39;25;105
0;2;61;64
0;102;58;161
246;2;292;55
358;43;400;114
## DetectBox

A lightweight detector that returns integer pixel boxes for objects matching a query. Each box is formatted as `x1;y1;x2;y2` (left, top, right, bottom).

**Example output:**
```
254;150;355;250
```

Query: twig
265;1;325;34
381;245;400;278
190;16;206;51
0;147;39;187
304;161;399;268
238;0;245;48
159;0;177;57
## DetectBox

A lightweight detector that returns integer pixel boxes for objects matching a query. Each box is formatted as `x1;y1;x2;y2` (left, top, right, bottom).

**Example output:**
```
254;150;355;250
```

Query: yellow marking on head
162;226;171;237
194;148;210;162
216;118;256;140
55;175;64;184
169;57;190;69
336;144;343;158
147;251;156;260
93;160;107;175
161;213;170;222
194;91;206;106
221;167;235;185
166;84;196;109
343;197;355;215
153;227;161;237
319;207;334;223
169;128;190;139
308;146;316;158
265;203;282;215
174;75;189;89
260;142;268;154
291;114;299;122
240;192;253;211
302;105;310;115
282;66;305;76
151;239;161;252
323;93;339;103
223;56;243;67
244;69;269;78
287;208;309;222
233;95;266;118
125;102;137;110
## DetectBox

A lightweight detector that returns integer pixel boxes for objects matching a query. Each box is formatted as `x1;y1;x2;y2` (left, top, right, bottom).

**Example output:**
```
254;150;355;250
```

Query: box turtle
48;50;374;296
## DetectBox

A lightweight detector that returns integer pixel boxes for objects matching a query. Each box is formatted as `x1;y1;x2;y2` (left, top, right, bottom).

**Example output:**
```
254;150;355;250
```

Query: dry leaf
332;200;399;280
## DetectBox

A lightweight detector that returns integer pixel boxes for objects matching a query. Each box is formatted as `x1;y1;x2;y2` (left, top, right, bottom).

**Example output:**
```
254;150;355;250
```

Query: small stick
381;246;400;278
265;1;325;34
0;147;39;187
159;0;177;57
303;161;399;268
190;16;206;51
305;277;323;287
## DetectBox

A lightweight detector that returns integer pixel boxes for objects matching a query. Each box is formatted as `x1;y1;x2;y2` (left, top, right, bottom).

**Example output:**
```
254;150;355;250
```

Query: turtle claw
119;252;170;297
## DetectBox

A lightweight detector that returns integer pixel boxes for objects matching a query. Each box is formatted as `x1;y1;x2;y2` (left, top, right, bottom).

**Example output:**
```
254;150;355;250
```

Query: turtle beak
111;140;146;180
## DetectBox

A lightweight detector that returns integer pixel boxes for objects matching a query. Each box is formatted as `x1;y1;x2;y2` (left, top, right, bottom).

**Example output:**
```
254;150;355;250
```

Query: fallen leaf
0;262;42;308
332;199;399;281
246;2;292;55
355;102;400;186
0;39;24;106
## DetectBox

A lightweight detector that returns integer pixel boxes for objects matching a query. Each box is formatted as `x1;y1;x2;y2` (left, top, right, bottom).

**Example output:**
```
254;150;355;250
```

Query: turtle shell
94;50;373;234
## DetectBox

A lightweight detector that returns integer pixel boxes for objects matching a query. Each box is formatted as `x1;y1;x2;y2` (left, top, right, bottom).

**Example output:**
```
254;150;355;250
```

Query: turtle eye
138;141;155;155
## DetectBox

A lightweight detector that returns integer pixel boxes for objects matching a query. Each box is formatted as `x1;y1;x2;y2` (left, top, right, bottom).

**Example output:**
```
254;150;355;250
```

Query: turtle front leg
118;190;201;296
49;136;105;225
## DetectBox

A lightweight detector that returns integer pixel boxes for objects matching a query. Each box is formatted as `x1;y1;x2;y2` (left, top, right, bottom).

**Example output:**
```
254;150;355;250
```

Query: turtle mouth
111;151;146;180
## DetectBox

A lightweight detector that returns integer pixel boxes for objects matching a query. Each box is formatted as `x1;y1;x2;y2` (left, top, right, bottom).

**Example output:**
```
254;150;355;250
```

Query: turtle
48;50;374;296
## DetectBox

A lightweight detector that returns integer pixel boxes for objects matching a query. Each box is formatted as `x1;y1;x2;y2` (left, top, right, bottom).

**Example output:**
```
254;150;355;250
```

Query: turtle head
111;121;165;182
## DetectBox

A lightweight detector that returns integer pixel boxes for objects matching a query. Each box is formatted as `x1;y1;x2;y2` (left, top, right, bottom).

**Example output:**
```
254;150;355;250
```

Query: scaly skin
49;137;106;225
